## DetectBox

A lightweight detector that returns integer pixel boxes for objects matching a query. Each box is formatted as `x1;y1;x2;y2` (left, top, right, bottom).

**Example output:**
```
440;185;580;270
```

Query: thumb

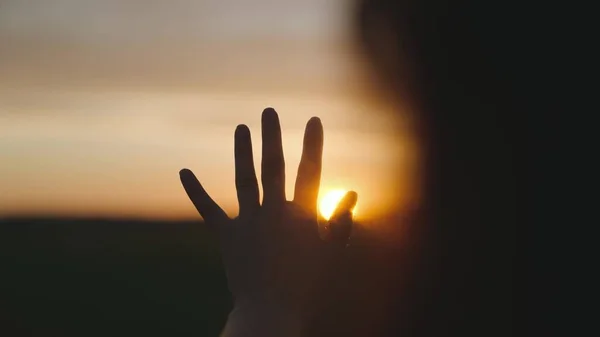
324;191;358;246
179;168;229;231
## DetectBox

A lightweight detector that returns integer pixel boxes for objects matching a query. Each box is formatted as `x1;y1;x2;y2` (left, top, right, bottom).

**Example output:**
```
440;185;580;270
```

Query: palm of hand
180;108;356;317
222;203;323;311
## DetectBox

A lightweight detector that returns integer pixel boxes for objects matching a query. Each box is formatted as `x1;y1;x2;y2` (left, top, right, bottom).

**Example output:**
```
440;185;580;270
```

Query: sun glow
319;189;358;220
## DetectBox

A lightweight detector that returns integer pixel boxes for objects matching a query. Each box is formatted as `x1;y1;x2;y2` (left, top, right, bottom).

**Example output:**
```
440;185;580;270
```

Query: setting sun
319;189;358;220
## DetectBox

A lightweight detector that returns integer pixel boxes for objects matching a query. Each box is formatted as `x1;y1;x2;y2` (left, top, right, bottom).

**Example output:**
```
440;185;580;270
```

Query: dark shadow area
0;218;395;336
0;218;230;336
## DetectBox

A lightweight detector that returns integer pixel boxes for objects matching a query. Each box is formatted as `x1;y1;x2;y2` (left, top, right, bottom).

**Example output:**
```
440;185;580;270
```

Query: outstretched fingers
294;117;324;215
235;124;260;217
180;169;229;231
261;107;286;206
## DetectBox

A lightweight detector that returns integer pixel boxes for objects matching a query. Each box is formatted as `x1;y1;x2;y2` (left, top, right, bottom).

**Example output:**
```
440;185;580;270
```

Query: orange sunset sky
0;0;418;221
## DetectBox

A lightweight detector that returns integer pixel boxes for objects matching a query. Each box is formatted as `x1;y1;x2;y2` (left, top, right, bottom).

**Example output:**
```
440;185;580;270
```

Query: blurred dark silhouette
354;0;523;336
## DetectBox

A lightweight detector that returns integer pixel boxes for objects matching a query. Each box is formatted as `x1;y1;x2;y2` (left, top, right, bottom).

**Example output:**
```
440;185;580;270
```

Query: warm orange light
319;189;357;220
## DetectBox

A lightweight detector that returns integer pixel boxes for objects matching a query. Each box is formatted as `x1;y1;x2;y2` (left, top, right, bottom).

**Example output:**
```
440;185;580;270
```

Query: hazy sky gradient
0;0;417;220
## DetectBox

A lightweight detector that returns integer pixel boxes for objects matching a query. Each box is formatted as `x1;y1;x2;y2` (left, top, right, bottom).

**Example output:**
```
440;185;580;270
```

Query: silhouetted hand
180;108;357;337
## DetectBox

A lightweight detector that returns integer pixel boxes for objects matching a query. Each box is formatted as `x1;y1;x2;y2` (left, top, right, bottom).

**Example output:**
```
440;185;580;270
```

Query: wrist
222;294;303;337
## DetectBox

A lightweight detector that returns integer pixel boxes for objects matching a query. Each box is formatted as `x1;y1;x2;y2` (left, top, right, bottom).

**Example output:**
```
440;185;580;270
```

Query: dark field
1;218;392;337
